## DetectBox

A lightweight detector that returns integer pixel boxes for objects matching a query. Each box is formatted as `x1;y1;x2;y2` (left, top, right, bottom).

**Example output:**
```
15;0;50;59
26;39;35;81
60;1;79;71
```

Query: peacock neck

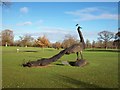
77;27;84;43
77;26;85;49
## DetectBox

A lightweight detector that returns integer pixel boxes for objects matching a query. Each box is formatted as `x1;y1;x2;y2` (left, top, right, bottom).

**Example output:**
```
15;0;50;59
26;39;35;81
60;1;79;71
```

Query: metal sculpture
22;24;88;67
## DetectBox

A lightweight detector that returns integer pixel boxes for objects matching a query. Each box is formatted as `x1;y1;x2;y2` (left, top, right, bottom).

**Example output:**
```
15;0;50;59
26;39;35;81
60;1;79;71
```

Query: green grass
2;46;119;88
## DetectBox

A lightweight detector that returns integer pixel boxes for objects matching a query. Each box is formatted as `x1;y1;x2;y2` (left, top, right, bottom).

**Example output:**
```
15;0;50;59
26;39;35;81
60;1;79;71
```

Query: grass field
2;46;119;88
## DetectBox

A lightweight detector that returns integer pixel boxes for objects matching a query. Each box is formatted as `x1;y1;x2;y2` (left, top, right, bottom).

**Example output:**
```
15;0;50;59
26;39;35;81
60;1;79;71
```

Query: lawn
2;46;119;88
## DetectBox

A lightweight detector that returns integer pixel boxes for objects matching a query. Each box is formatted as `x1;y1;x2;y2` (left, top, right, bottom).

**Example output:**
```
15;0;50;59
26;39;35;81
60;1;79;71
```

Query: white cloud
66;7;100;15
40;27;69;34
20;7;28;13
74;13;117;21
16;21;32;26
65;7;118;21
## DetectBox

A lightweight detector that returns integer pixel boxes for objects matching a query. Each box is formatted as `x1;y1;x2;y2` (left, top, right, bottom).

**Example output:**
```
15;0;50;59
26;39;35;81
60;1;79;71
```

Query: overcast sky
1;2;118;42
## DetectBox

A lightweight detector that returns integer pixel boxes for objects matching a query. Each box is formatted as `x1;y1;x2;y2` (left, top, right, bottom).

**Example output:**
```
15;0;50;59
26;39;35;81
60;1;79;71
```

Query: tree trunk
5;42;7;47
105;41;107;50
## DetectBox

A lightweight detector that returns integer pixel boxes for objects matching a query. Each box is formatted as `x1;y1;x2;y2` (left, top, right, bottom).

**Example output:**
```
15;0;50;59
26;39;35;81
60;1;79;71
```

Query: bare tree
95;40;103;48
92;40;95;49
14;40;20;46
52;42;61;50
86;39;91;48
1;29;14;46
36;35;50;48
107;41;114;49
62;34;78;48
19;34;34;47
98;30;114;49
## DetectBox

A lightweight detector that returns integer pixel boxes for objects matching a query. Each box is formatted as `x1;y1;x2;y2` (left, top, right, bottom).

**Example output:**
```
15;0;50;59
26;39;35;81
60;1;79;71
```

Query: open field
2;47;119;88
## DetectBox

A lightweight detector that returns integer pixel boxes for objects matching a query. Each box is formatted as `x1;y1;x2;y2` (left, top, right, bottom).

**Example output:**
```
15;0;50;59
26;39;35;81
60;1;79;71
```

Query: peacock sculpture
22;24;88;67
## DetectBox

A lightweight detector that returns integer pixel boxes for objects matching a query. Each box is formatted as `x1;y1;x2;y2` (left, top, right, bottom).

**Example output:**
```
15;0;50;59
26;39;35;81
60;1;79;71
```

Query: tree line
0;29;120;49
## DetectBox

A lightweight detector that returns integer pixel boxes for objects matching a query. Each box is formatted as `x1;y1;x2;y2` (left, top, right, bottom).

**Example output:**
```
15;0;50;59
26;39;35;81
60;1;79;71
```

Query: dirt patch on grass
30;65;54;68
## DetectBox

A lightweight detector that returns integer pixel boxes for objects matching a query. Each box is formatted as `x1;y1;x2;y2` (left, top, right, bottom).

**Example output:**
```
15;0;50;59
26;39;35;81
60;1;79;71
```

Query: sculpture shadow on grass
69;61;75;66
55;61;75;66
56;64;64;66
55;74;101;88
23;50;38;52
